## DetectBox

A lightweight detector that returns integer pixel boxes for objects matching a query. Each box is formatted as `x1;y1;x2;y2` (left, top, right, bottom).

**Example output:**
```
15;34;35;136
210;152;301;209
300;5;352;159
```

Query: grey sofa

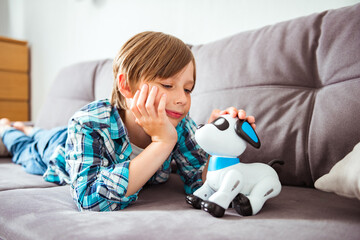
1;4;360;240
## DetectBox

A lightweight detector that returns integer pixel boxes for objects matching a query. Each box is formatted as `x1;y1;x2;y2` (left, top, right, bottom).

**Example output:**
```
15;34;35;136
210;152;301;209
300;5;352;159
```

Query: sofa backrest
190;3;360;186
36;3;360;187
36;59;113;129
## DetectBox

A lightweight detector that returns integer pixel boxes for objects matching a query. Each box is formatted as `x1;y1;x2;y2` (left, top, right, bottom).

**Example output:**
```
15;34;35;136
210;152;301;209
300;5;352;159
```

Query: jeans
2;126;68;175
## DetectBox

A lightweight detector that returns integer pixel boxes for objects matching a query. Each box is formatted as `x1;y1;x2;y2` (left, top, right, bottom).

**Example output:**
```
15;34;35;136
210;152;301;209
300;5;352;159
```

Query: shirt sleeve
66;119;138;212
172;116;209;194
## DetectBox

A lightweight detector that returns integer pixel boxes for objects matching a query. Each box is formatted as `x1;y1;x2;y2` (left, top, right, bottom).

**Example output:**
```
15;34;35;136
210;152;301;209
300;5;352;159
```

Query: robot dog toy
186;115;282;218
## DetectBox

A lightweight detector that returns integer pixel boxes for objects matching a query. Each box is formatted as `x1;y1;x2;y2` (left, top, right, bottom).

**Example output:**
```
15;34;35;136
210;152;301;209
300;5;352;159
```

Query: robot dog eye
211;117;229;131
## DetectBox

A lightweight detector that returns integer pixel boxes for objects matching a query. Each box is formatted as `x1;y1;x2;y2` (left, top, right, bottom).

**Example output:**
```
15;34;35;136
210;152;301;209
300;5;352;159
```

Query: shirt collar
109;105;128;140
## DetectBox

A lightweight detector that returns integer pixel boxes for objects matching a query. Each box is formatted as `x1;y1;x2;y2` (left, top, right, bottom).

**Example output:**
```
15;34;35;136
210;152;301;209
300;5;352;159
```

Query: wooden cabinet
0;36;30;121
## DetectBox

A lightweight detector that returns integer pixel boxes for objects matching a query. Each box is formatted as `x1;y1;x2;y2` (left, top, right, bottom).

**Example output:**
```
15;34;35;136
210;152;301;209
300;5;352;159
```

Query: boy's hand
208;107;256;129
130;84;178;145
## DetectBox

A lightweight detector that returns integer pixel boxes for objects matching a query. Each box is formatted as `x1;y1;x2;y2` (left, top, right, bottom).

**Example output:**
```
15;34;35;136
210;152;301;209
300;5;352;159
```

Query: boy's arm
126;141;175;196
126;85;178;196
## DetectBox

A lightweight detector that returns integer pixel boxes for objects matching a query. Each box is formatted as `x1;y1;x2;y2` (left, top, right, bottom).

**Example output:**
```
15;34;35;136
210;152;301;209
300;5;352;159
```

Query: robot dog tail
267;159;285;167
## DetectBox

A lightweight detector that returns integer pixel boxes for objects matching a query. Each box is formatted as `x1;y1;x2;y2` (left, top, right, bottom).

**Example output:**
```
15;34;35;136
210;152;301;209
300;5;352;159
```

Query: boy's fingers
246;115;255;124
238;109;246;119
207;109;221;123
145;86;158;117
210;108;256;128
222;107;238;118
158;94;167;118
130;90;142;119
134;118;142;126
137;84;149;117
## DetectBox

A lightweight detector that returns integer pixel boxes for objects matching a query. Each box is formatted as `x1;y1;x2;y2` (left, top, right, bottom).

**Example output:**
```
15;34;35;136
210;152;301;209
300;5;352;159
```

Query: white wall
1;0;359;121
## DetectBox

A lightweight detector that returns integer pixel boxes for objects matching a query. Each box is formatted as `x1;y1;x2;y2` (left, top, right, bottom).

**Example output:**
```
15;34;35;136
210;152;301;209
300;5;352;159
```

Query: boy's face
138;62;194;127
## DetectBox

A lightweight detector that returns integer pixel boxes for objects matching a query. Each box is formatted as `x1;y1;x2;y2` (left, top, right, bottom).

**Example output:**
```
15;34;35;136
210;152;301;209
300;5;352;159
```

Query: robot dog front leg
208;170;244;208
186;181;215;209
202;169;244;217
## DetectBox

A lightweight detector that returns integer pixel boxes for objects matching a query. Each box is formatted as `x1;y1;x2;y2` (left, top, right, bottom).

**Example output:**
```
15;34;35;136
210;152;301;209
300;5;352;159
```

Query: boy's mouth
166;110;183;119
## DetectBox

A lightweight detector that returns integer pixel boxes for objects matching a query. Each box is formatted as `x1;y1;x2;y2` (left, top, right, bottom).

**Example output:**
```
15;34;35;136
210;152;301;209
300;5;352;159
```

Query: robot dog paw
201;201;225;218
186;194;202;209
232;193;253;216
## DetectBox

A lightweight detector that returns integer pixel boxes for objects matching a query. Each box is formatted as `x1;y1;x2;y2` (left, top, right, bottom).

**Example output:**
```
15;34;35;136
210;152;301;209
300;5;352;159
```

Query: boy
0;31;256;211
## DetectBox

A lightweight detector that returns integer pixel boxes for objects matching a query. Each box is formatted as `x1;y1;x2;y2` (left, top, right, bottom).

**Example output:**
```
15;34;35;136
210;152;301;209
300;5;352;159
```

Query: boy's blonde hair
111;31;196;109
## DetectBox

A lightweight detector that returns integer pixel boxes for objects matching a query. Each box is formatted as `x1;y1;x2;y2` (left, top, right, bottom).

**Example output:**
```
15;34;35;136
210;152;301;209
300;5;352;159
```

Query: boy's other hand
208;107;256;130
130;84;178;145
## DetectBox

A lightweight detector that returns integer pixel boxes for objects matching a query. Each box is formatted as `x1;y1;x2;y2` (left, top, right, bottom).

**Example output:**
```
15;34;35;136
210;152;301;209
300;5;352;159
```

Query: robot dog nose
197;124;204;129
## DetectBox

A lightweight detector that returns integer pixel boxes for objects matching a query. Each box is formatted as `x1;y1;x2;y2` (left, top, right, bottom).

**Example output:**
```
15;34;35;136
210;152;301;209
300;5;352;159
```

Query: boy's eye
184;89;192;94
161;84;172;89
160;83;192;94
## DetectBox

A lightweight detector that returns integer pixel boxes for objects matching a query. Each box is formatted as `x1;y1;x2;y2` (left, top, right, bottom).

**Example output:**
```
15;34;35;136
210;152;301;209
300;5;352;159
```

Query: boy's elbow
74;196;132;212
71;185;136;212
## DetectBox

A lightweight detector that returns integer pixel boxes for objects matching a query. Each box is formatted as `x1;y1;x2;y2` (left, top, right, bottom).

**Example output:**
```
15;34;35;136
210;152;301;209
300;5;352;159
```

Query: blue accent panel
242;122;259;143
208;156;239;171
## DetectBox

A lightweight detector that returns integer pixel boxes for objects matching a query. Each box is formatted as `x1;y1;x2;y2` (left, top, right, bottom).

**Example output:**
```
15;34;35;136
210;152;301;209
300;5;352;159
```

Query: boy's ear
118;73;133;98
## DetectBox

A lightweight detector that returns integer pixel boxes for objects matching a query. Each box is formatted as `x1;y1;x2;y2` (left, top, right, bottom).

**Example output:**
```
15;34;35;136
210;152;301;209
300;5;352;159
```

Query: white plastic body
194;160;281;215
193;115;282;215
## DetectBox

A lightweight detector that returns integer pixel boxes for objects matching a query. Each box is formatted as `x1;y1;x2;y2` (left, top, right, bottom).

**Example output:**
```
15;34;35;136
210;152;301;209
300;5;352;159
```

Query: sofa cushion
0;160;57;191
35;59;112;129
315;142;360;200
93;59;113;101
0;173;359;240
190;4;360;186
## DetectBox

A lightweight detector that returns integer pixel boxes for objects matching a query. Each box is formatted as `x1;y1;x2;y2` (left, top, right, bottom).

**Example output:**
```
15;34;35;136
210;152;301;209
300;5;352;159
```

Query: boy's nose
174;90;188;105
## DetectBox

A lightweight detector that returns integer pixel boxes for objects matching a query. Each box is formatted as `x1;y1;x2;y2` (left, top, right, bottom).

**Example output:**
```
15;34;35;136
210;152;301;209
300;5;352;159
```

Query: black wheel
186;194;202;209
232;193;253;216
201;201;225;218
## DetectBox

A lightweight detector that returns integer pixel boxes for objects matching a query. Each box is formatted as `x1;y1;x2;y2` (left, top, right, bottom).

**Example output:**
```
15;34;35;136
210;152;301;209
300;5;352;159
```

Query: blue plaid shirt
46;99;208;211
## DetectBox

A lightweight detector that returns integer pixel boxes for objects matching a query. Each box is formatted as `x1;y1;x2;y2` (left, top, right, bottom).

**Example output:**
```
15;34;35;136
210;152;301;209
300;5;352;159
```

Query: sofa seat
0;158;57;191
0;169;359;240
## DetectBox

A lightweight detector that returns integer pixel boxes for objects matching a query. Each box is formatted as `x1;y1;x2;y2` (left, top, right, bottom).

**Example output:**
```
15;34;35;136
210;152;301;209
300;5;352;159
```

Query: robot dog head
195;115;261;157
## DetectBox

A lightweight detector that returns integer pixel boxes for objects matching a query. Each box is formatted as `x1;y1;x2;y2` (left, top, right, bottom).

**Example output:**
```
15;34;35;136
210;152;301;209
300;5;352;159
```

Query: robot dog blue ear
235;120;261;149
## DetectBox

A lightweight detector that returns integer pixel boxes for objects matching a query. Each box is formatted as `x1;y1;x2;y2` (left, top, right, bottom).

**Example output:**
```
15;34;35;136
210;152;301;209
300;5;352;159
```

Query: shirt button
103;159;109;166
78;176;84;181
119;154;124;160
111;203;117;210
